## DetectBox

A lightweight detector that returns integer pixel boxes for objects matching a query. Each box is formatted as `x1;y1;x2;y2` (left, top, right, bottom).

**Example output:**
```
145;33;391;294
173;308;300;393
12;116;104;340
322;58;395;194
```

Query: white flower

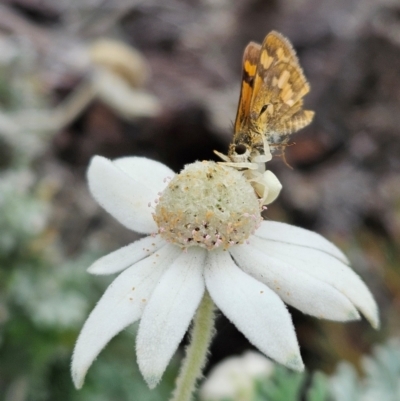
71;156;379;390
199;351;274;401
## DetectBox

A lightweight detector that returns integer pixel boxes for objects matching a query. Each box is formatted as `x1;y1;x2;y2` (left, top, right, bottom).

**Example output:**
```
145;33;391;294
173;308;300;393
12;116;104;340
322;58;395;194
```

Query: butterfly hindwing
249;31;313;144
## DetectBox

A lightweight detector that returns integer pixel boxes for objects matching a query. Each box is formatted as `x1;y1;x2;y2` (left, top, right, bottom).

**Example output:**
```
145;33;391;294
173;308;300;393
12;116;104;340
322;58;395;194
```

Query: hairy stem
170;291;216;401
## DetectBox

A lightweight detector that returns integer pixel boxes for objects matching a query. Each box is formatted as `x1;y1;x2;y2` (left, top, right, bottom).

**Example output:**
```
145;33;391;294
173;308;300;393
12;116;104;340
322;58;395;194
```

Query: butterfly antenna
279;142;296;169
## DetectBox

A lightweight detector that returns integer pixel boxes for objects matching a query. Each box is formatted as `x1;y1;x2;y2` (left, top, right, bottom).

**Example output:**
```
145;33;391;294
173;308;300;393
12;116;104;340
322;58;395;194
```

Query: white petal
263;170;282;205
205;249;303;371
88;235;165;275
114;157;174;192
255;221;349;264
230;242;360;322
87;156;173;234
71;244;181;389
136;247;206;388
250;236;379;328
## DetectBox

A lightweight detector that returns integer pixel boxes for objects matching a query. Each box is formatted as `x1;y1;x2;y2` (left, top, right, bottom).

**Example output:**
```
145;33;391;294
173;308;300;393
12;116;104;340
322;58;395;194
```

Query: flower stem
170;291;216;401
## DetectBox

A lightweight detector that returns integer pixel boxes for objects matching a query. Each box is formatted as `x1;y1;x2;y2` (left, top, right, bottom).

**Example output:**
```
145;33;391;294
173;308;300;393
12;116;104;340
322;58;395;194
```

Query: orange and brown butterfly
216;31;314;167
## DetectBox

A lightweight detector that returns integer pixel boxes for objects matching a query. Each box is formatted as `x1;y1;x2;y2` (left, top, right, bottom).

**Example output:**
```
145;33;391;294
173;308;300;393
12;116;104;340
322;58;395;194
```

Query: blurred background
1;0;400;400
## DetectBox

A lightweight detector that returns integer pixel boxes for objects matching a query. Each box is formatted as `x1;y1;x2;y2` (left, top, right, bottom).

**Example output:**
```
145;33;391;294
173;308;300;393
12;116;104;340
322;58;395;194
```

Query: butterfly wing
249;31;314;146
234;41;261;136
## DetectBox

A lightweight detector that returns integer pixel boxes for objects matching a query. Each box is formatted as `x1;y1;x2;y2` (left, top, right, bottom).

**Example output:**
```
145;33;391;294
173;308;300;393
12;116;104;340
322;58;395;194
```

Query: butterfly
216;31;314;168
215;31;314;205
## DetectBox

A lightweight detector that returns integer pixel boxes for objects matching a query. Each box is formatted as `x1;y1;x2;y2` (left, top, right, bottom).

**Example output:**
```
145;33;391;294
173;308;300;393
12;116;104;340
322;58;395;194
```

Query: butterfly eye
234;144;247;155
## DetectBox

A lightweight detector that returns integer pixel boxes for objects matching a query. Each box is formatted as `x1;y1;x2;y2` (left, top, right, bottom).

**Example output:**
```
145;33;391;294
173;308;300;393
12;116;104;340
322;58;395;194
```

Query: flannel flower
71;155;379;390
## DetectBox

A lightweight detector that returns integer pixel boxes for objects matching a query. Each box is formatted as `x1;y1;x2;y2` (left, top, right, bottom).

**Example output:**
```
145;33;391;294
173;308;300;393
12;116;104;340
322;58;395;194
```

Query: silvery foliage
204;339;400;401
331;339;400;401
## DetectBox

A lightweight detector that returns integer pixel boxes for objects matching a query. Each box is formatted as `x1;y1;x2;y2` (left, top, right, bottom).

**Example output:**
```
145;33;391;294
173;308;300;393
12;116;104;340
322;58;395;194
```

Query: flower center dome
153;161;262;250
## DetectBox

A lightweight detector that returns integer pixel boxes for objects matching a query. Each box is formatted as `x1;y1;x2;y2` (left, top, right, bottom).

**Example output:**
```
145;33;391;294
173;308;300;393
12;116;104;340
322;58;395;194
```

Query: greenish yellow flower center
152;161;262;250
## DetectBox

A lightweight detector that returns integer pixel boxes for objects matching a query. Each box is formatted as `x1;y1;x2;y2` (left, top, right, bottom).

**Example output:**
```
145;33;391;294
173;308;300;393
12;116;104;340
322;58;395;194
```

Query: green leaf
306;372;329;401
255;366;306;401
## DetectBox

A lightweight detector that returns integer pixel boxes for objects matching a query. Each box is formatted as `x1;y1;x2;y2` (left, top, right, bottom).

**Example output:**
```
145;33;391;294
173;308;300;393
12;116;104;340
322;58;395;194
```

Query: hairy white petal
114;157;174;192
87;156;173;234
88;235;166;275
205;249;303;371
136;247;206;388
71;244;181;389
231;243;360;322
250;236;379;328
256;221;349;264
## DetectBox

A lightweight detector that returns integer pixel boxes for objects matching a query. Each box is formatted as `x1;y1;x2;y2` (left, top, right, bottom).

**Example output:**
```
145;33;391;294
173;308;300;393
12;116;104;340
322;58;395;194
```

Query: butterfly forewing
234;42;261;135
